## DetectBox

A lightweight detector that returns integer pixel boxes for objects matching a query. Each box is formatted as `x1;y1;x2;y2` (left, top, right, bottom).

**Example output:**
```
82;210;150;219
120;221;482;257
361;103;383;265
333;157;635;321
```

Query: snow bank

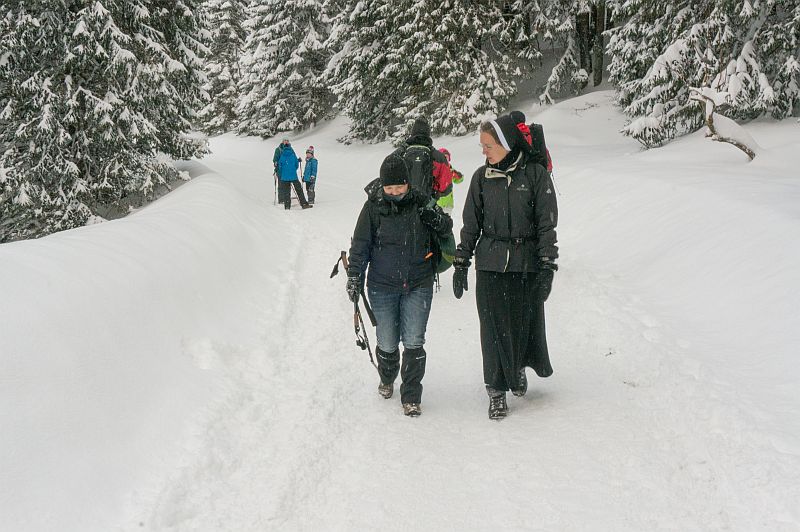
0;173;282;530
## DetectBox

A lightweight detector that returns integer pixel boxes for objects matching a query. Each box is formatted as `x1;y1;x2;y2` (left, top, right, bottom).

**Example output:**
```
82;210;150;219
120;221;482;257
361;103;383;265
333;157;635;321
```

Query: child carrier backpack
402;145;435;197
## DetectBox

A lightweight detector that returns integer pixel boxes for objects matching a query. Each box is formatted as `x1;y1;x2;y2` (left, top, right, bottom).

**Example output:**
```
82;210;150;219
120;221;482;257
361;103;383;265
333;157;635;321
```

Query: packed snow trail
134;95;800;531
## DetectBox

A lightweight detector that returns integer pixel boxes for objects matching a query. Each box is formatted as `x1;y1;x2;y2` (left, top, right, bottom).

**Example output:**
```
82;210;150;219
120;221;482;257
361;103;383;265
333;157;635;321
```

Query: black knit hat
410;117;431;138
380;154;409;186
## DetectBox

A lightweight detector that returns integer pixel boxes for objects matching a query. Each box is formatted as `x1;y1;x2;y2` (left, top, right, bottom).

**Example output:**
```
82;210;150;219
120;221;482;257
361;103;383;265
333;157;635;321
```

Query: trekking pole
331;251;379;372
340;251;375;325
354;301;379;372
273;172;278;205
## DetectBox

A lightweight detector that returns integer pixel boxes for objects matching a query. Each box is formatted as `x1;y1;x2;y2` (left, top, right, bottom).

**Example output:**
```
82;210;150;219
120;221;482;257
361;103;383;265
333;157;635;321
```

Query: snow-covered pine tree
715;0;800;122
503;0;545;71
606;0;666;107
607;1;700;146
199;0;247;134
327;0;517;142
608;0;799;148
0;1;208;241
537;0;594;104
323;0;388;141
321;0;356;99
426;0;517;137
237;0;333;138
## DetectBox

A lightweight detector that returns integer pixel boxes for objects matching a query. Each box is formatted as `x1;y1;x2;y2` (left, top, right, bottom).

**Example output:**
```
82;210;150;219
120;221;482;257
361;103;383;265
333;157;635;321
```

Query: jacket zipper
503;174;512;272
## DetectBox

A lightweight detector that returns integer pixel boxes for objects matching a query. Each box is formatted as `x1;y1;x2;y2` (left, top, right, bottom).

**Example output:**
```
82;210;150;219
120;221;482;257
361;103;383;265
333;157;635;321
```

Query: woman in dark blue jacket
453;112;559;420
347;154;452;417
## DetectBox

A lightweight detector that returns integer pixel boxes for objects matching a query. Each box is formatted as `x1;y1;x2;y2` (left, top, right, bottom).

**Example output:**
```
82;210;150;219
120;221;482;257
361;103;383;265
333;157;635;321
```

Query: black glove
452;252;471;299
419;207;441;229
533;259;557;302
346;269;361;303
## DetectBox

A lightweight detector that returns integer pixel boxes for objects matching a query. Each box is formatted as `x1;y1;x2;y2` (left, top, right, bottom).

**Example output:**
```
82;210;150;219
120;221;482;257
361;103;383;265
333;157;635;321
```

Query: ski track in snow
131;99;800;531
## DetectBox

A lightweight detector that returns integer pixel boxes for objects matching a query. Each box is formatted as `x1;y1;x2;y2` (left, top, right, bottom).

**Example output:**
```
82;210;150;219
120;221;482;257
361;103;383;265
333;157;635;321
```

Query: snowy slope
2;92;799;531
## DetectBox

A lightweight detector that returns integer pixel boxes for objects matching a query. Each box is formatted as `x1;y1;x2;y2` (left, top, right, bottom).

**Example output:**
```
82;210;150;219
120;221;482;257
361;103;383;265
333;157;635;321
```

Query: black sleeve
532;164;558;259
458;168;484;257
348;202;373;274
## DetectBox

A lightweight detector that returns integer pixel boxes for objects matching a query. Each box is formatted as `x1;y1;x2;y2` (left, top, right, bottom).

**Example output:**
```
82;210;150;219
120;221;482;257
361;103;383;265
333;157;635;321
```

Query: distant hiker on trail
346;154;453;417
302;146;318;205
435;148;464;214
392;117;452;201
273;137;290;178
276;140;312;210
452;112;558;420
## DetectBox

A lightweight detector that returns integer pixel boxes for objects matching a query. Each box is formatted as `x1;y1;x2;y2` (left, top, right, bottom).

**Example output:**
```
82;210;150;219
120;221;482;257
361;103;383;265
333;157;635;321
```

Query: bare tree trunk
592;0;606;86
576;11;591;80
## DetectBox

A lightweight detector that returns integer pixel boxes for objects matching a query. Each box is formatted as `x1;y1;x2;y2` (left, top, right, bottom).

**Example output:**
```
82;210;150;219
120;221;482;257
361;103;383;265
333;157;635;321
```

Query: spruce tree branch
689;89;756;161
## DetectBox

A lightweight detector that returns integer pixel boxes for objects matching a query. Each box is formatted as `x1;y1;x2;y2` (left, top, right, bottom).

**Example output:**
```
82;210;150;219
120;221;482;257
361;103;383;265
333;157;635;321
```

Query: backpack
425;198;456;273
434;231;456;273
402;145;434;197
528;123;553;173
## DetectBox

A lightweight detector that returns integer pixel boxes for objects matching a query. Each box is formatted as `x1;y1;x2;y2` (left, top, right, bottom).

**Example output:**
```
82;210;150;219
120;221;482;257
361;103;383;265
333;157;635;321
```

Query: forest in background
1;0;798;240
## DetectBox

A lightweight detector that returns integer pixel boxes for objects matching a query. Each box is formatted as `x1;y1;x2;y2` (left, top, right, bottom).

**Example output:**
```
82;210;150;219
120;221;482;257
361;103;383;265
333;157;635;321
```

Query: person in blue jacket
277;140;312;210
302;146;318;204
273;137;290;178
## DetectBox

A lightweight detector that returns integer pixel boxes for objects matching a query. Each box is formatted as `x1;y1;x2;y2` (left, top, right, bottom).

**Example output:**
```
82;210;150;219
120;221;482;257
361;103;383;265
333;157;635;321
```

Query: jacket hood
404;134;433;147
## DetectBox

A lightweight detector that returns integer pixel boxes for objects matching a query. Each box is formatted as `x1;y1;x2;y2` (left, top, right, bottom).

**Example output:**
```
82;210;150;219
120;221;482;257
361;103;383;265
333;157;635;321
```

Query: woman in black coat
347;154;453;417
453;112;558;420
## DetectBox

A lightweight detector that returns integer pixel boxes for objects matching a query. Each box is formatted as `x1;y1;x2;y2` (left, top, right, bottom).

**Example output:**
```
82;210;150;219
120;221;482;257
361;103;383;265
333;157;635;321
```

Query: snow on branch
689;87;759;161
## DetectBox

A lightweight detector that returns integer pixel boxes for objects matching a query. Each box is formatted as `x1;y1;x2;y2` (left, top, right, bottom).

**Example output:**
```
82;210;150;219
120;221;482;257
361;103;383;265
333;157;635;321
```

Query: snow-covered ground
2;91;799;531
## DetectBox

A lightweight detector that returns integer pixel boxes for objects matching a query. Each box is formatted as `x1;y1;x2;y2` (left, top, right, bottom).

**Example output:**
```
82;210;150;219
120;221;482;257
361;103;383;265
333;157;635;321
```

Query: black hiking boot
511;367;528;397
301;203;313;209
378;382;394;399
403;403;422;417
488;393;508;420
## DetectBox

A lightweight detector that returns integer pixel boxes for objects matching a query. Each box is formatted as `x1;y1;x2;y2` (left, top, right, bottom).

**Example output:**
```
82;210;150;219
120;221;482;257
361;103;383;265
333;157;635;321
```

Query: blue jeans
367;286;433;352
367;286;433;404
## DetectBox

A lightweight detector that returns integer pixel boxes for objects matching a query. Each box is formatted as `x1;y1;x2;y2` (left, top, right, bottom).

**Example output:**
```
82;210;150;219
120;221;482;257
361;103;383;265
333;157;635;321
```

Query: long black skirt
475;270;553;391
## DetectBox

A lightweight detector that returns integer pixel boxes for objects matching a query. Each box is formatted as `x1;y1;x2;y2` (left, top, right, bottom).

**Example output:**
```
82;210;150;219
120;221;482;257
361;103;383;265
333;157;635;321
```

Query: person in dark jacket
391;117;452;200
452;111;558;420
347;154;453;417
276;140;312;210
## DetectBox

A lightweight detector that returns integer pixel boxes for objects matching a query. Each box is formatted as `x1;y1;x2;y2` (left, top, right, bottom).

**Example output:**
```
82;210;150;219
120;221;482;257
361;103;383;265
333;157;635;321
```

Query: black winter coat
459;152;558;272
349;179;453;292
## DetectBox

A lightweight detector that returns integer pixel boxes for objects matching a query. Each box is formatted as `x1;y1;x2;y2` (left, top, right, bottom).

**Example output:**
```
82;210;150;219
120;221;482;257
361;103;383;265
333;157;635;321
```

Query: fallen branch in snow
689;88;757;161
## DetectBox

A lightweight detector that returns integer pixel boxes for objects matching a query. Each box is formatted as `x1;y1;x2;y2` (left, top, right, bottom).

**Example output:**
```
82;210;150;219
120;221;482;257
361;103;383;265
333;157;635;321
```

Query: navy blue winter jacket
348;179;452;293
